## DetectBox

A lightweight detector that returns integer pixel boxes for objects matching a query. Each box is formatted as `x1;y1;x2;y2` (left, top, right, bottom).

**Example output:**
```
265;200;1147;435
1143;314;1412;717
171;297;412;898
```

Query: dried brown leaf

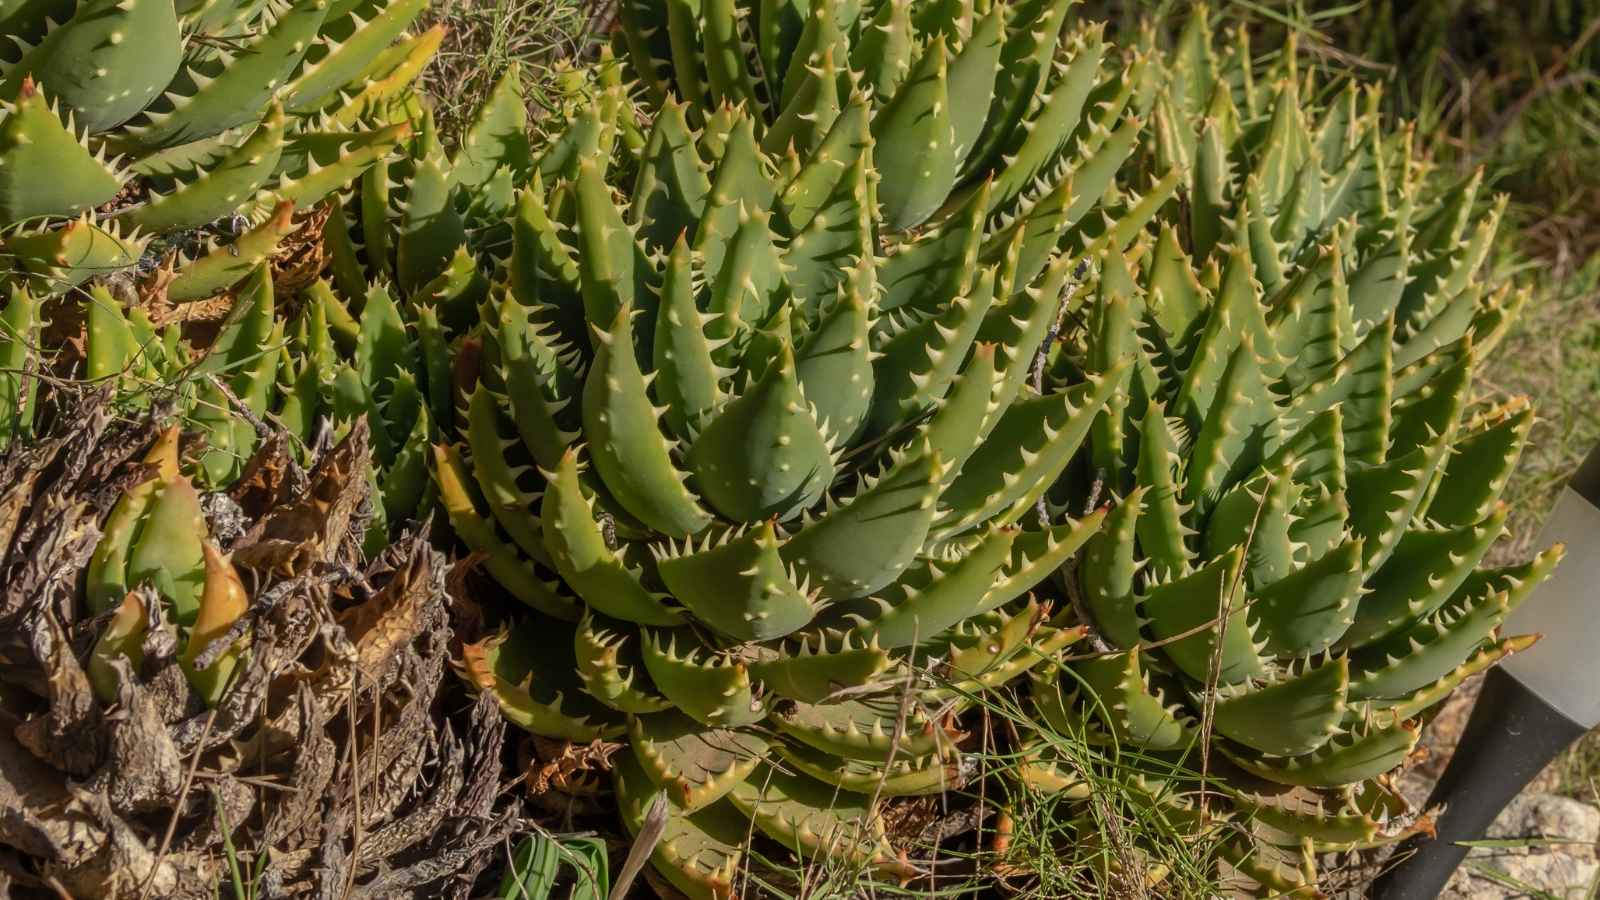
14;611;106;777
264;686;338;850
233;420;371;574
527;736;622;797
82;657;185;816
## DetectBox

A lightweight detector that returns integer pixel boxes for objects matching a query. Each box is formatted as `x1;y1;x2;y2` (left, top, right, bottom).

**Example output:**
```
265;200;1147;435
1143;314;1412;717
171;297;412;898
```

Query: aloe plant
999;8;1555;891
0;0;437;297
433;6;1186;894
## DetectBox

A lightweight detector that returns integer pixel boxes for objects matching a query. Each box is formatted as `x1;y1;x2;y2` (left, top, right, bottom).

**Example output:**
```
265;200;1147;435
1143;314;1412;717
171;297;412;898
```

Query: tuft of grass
418;0;598;140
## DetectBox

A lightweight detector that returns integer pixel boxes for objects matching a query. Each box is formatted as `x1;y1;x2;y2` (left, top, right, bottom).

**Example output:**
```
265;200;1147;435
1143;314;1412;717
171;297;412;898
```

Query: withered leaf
233;421;371;575
14;610;106;777
527;735;623;797
82;657;185;816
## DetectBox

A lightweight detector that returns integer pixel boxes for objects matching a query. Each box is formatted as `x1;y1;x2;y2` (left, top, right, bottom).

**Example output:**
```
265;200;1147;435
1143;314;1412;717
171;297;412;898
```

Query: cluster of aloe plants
1020;10;1553;890
0;0;437;297
0;0;1560;895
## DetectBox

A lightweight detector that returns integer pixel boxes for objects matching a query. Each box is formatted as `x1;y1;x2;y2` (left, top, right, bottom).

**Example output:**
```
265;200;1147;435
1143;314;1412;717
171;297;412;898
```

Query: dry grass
417;0;598;140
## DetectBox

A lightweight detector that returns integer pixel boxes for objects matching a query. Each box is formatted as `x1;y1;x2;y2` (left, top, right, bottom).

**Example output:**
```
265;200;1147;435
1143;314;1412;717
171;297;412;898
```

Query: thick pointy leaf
509;182;586;347
776;0;841;109
8;215;143;294
1387;351;1473;462
1218;715;1419;789
849;523;1016;647
122;0;329;150
662;0;709;111
1240;176;1287;296
653;236;721;441
2;0;180;133
748;633;889;704
1283;316;1392;466
1248;538;1363;659
973;254;1076;429
1059;114;1143;234
629;709;771;812
696;116;777;277
434;446;579;620
1175;246;1280;431
1398;200;1504;334
947;5;998;164
655;521;816;641
1079;490;1143;650
465;388;550;567
780;441;943;600
1208;659;1348;757
382;406;431;522
1142;547;1266;685
1344;435;1450;572
1143;224;1207;375
1269;247;1352;397
688;344;831;523
934;363;1127;539
1350;546;1560;701
447;63;532;185
777;92;870;234
534;99;610;186
630;99;711;252
945;599;1050;680
612;747;746;900
396;156;466;295
979;172;1070;287
702;0;759;111
582;305;712;538
962;0;1074;178
1347;209;1414;337
0;82;124;223
1189;117;1232;264
987;25;1103;212
127;476;206;626
1396;282;1482;368
1036;651;1196;751
1251;81;1313;208
865;268;994;438
726;766;902;872
353;283;414;399
575;153;655;349
126;108;285;229
775;739;964;797
794;270;875;446
770;696;957;762
1340;507;1507;649
1320;126;1383;231
871;35;957;231
921;343;999;484
285;0;431;111
640;629;765;727
763;45;843;160
1204;465;1301;591
497;298;582;471
876;178;987;314
784;153;871;316
1426;407;1532;528
704;205;790;367
1183;339;1282;518
1135;405;1192;579
851;0;913;102
753;0;803;104
541;449;684;626
461;621;625;740
575;613;673;713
